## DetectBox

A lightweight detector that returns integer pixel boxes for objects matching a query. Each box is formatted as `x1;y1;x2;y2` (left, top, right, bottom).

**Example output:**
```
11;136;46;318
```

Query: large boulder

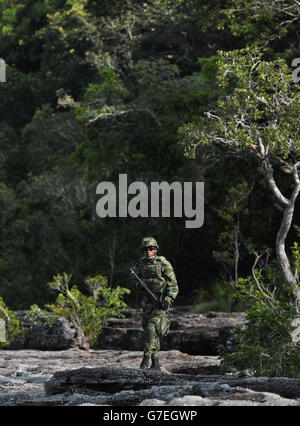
24;318;89;350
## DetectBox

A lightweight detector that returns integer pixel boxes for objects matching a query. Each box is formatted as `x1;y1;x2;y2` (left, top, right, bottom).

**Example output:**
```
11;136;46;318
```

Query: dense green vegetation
219;260;300;378
0;0;299;314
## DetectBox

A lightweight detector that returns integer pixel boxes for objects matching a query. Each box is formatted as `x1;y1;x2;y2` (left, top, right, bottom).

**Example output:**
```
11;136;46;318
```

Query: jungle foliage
0;0;299;313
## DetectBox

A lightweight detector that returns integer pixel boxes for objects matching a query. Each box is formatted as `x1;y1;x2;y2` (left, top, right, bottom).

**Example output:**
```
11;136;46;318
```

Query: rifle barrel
129;268;172;318
130;268;162;307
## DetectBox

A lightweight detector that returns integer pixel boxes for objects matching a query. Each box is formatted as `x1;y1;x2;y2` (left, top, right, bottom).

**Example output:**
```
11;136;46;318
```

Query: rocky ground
1;348;300;406
1;308;300;406
0;349;219;406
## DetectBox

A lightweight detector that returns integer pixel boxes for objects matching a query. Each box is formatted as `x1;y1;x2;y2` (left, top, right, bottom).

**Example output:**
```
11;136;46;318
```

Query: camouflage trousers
142;308;170;358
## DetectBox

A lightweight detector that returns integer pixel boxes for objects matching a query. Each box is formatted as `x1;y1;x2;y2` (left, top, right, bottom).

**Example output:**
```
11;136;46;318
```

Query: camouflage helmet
140;236;159;250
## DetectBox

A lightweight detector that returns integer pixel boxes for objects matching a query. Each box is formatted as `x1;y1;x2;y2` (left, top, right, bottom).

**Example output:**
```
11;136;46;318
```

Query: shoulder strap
155;255;166;262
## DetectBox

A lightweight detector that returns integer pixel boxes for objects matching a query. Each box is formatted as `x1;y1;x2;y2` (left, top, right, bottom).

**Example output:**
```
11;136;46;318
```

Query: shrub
24;304;56;325
219;270;300;377
194;281;246;313
45;273;130;345
0;297;24;348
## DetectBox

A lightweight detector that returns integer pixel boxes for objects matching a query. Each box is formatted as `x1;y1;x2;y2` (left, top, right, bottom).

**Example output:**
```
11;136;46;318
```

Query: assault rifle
129;268;172;317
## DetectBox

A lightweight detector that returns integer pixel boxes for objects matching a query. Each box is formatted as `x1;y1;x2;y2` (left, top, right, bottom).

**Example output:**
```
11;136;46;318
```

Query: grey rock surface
0;348;300;406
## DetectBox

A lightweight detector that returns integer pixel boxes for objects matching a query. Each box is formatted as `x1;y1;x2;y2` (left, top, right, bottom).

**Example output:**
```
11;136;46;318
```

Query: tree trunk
276;201;298;287
260;156;300;309
276;199;300;310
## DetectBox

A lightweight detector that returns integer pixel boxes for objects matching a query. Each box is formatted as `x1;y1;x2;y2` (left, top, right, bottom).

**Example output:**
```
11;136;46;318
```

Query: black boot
140;354;151;369
150;355;160;371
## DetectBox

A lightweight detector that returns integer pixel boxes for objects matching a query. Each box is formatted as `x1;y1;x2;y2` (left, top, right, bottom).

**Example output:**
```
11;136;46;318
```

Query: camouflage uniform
133;237;178;369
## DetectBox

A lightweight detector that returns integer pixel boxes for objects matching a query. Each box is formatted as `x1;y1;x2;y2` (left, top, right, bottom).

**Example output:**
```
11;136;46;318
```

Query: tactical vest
139;256;166;299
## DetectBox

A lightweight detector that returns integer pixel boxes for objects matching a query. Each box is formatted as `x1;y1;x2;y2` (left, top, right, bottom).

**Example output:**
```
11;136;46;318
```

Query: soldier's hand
162;297;171;310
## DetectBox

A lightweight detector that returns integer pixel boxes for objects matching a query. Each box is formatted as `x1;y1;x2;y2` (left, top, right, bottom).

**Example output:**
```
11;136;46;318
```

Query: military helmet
140;236;159;250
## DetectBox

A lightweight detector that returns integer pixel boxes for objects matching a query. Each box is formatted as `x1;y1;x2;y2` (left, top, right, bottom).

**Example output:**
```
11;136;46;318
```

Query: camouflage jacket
133;255;178;309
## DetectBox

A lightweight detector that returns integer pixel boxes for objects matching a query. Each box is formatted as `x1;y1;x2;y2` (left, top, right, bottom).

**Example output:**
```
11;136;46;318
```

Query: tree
223;0;300;40
204;0;300;45
180;46;300;308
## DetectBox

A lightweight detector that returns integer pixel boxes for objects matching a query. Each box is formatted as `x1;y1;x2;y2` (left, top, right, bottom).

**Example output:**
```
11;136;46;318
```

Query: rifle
129;268;172;317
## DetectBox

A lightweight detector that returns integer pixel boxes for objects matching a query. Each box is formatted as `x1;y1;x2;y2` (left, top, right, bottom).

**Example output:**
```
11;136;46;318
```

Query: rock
227;377;300;399
24;318;89;350
166;311;245;355
1;348;300;406
141;389;300;406
0;349;221;406
44;365;300;406
13;307;244;354
97;309;245;355
163;351;220;375
15;365;25;377
44;366;237;405
44;366;203;395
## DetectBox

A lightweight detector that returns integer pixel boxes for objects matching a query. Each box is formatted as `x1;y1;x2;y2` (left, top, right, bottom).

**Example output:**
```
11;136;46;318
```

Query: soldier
132;237;178;371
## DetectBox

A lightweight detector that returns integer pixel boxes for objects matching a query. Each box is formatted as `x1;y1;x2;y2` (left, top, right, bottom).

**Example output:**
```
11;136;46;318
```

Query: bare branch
0;305;10;323
252;252;276;309
259;156;290;207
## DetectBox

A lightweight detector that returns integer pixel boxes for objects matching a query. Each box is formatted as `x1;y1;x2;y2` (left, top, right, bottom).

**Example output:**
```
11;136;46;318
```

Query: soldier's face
143;246;157;260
